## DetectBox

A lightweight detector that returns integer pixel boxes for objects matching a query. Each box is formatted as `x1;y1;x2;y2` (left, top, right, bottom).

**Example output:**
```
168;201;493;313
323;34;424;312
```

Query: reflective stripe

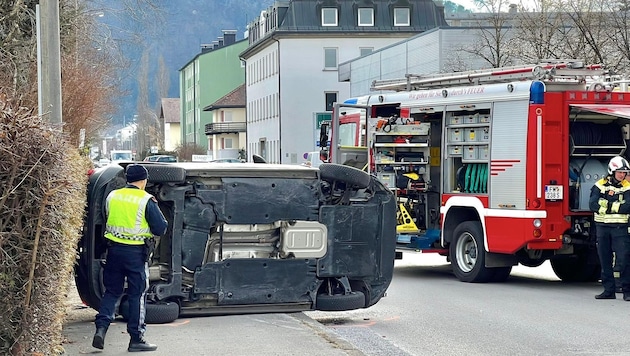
595;213;629;224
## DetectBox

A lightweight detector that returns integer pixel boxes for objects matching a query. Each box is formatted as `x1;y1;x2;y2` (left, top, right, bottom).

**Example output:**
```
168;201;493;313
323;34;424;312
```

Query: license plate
545;185;563;200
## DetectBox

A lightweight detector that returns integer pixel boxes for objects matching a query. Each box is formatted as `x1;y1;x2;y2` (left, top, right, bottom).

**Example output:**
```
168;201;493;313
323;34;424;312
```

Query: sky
450;0;538;12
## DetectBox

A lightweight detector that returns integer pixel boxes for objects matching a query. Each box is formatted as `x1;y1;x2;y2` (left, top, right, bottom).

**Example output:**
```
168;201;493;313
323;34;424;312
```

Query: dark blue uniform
94;184;167;348
589;176;630;298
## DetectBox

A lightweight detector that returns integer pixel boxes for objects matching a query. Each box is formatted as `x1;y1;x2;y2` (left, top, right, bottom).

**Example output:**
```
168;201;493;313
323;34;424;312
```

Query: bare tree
460;0;518;68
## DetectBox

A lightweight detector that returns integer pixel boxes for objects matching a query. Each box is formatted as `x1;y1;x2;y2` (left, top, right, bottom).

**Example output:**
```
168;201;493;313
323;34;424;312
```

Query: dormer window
322;8;338;26
358;8;374;26
394;7;410;26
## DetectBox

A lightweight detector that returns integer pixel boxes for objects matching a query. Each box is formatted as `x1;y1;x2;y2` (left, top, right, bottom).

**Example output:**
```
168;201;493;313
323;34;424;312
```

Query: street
63;253;630;355
307;253;630;355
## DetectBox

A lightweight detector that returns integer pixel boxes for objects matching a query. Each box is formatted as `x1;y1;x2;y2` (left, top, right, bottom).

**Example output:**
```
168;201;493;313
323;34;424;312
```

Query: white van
302;151;324;168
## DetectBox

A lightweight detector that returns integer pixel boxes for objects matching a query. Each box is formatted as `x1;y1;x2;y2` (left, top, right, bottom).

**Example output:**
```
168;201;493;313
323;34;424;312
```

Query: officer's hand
598;198;608;214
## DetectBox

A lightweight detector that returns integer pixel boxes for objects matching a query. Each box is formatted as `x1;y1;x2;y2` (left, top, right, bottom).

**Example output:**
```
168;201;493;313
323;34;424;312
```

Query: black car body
75;162;396;322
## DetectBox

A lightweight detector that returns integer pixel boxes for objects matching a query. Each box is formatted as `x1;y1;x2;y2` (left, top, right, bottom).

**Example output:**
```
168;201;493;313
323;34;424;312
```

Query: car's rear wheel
316;291;365;311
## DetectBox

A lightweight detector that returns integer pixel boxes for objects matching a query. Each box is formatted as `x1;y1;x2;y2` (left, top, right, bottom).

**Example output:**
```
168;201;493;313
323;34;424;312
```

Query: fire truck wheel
450;221;494;283
550;254;600;282
319;163;371;189
489;266;512;282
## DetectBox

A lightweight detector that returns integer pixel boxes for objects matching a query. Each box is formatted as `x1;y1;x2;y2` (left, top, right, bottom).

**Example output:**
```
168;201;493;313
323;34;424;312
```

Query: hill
93;0;273;125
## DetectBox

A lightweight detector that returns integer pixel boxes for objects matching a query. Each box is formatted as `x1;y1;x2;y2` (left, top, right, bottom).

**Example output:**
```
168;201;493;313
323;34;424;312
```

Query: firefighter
92;164;168;352
590;156;630;300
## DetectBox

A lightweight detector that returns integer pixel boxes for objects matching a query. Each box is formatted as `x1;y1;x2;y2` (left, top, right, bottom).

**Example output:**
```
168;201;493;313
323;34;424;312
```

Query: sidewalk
62;283;362;355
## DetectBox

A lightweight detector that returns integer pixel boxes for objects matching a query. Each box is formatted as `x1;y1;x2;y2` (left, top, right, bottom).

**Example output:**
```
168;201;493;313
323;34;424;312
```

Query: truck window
338;123;358;146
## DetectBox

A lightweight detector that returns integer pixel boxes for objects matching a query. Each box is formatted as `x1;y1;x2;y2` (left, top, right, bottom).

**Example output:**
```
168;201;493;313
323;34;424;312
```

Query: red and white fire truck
320;62;630;283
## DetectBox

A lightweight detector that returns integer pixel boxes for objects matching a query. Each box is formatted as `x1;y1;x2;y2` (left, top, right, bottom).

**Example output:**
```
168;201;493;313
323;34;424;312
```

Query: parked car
94;158;111;168
209;158;243;163
144;155;177;163
76;162;396;323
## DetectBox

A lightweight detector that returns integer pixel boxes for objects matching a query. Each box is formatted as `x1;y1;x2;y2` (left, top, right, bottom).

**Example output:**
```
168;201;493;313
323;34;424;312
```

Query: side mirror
252;154;267;164
319;123;329;148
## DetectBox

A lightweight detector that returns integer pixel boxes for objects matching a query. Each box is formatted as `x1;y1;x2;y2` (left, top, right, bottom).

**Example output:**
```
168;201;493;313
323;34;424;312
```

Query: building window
324;48;338;69
358;8;374;26
223;137;233;149
223;111;233;122
360;47;373;56
322;8;338;26
325;92;337;112
394;7;410;26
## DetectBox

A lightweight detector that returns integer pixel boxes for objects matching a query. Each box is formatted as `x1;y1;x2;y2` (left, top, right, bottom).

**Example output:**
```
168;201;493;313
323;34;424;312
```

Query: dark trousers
95;243;149;339
596;224;630;294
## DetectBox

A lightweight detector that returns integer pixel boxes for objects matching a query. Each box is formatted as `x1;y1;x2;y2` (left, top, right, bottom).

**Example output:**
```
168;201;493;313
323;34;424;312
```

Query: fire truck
320;61;630;283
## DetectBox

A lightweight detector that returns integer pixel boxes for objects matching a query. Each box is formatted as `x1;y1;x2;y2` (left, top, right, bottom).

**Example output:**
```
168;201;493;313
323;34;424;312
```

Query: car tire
316;291;365;311
145;302;180;324
319;163;371;189
119;299;180;324
144;165;186;183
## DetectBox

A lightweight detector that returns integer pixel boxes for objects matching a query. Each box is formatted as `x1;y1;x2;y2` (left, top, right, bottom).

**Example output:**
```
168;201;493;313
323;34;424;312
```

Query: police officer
92;164;167;352
590;156;630;300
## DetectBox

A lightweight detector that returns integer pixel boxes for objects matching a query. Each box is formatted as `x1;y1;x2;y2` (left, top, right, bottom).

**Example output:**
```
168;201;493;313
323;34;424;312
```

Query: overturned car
75;162;396;323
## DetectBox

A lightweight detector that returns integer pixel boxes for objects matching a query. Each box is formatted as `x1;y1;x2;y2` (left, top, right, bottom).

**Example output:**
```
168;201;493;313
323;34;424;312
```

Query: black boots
92;327;107;349
128;336;158;352
595;291;616;299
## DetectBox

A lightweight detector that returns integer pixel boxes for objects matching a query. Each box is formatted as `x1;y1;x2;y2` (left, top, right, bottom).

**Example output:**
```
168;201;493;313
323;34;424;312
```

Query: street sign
315;112;332;129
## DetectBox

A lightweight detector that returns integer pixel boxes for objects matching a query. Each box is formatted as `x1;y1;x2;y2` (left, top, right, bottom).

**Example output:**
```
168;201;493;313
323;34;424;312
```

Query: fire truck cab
322;62;630;283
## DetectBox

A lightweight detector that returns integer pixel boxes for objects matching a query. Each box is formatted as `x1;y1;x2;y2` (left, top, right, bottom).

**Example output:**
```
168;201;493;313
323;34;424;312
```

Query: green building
179;30;246;151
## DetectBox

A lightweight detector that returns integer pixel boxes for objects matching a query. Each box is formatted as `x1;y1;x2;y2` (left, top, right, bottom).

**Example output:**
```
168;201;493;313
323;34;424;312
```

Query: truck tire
550;254;600;282
319;163;371;189
316;291;365;311
489;266;512;282
450;221;493;283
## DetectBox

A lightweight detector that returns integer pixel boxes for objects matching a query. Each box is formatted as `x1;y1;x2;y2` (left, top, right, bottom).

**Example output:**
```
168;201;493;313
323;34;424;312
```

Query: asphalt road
63;253;630;355
307;253;630;356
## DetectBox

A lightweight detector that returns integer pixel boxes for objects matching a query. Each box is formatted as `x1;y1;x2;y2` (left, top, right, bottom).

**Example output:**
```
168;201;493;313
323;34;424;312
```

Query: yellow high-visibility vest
594;178;630;224
104;188;153;245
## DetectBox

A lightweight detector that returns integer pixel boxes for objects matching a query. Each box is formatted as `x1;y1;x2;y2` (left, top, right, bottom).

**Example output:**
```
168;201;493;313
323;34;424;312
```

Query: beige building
161;98;181;152
203;84;246;160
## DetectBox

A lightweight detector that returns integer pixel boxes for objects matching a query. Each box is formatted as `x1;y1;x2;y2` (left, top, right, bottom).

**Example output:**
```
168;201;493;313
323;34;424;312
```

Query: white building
240;0;449;164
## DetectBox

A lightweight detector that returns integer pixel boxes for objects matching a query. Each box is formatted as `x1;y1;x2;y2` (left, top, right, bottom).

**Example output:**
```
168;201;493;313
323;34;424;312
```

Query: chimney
223;30;237;46
217;37;224;48
211;40;219;50
509;4;518;14
200;44;213;53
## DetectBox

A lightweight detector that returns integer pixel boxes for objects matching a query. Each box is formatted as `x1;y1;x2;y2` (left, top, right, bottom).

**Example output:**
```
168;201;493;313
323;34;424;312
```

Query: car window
157;156;177;162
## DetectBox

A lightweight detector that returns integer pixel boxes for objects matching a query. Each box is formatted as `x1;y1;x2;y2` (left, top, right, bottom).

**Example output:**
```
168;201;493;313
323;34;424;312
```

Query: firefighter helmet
607;156;630;175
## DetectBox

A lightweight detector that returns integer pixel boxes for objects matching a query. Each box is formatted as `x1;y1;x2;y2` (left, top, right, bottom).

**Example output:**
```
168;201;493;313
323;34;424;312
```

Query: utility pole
37;0;63;128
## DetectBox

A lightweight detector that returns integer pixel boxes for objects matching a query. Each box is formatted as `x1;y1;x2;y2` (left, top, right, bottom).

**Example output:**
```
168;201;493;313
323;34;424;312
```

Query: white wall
246;42;281;163
246;36;408;165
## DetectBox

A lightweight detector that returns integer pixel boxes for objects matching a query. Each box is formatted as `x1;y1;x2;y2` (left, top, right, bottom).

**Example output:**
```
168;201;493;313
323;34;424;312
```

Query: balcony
205;122;247;135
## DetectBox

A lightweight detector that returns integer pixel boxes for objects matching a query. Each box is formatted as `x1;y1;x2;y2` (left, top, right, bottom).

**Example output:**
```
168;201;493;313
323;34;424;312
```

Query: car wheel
119;299;180;324
316;291;365;311
145;302;180;324
144;165;186;183
319;163;371;189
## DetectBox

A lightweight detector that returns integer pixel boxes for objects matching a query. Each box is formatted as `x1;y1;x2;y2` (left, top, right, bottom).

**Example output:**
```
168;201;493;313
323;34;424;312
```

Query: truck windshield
338;123;358;146
112;152;132;161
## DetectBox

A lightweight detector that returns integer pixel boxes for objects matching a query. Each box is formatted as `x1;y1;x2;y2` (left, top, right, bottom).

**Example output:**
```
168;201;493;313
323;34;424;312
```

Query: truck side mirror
319;123;329;148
